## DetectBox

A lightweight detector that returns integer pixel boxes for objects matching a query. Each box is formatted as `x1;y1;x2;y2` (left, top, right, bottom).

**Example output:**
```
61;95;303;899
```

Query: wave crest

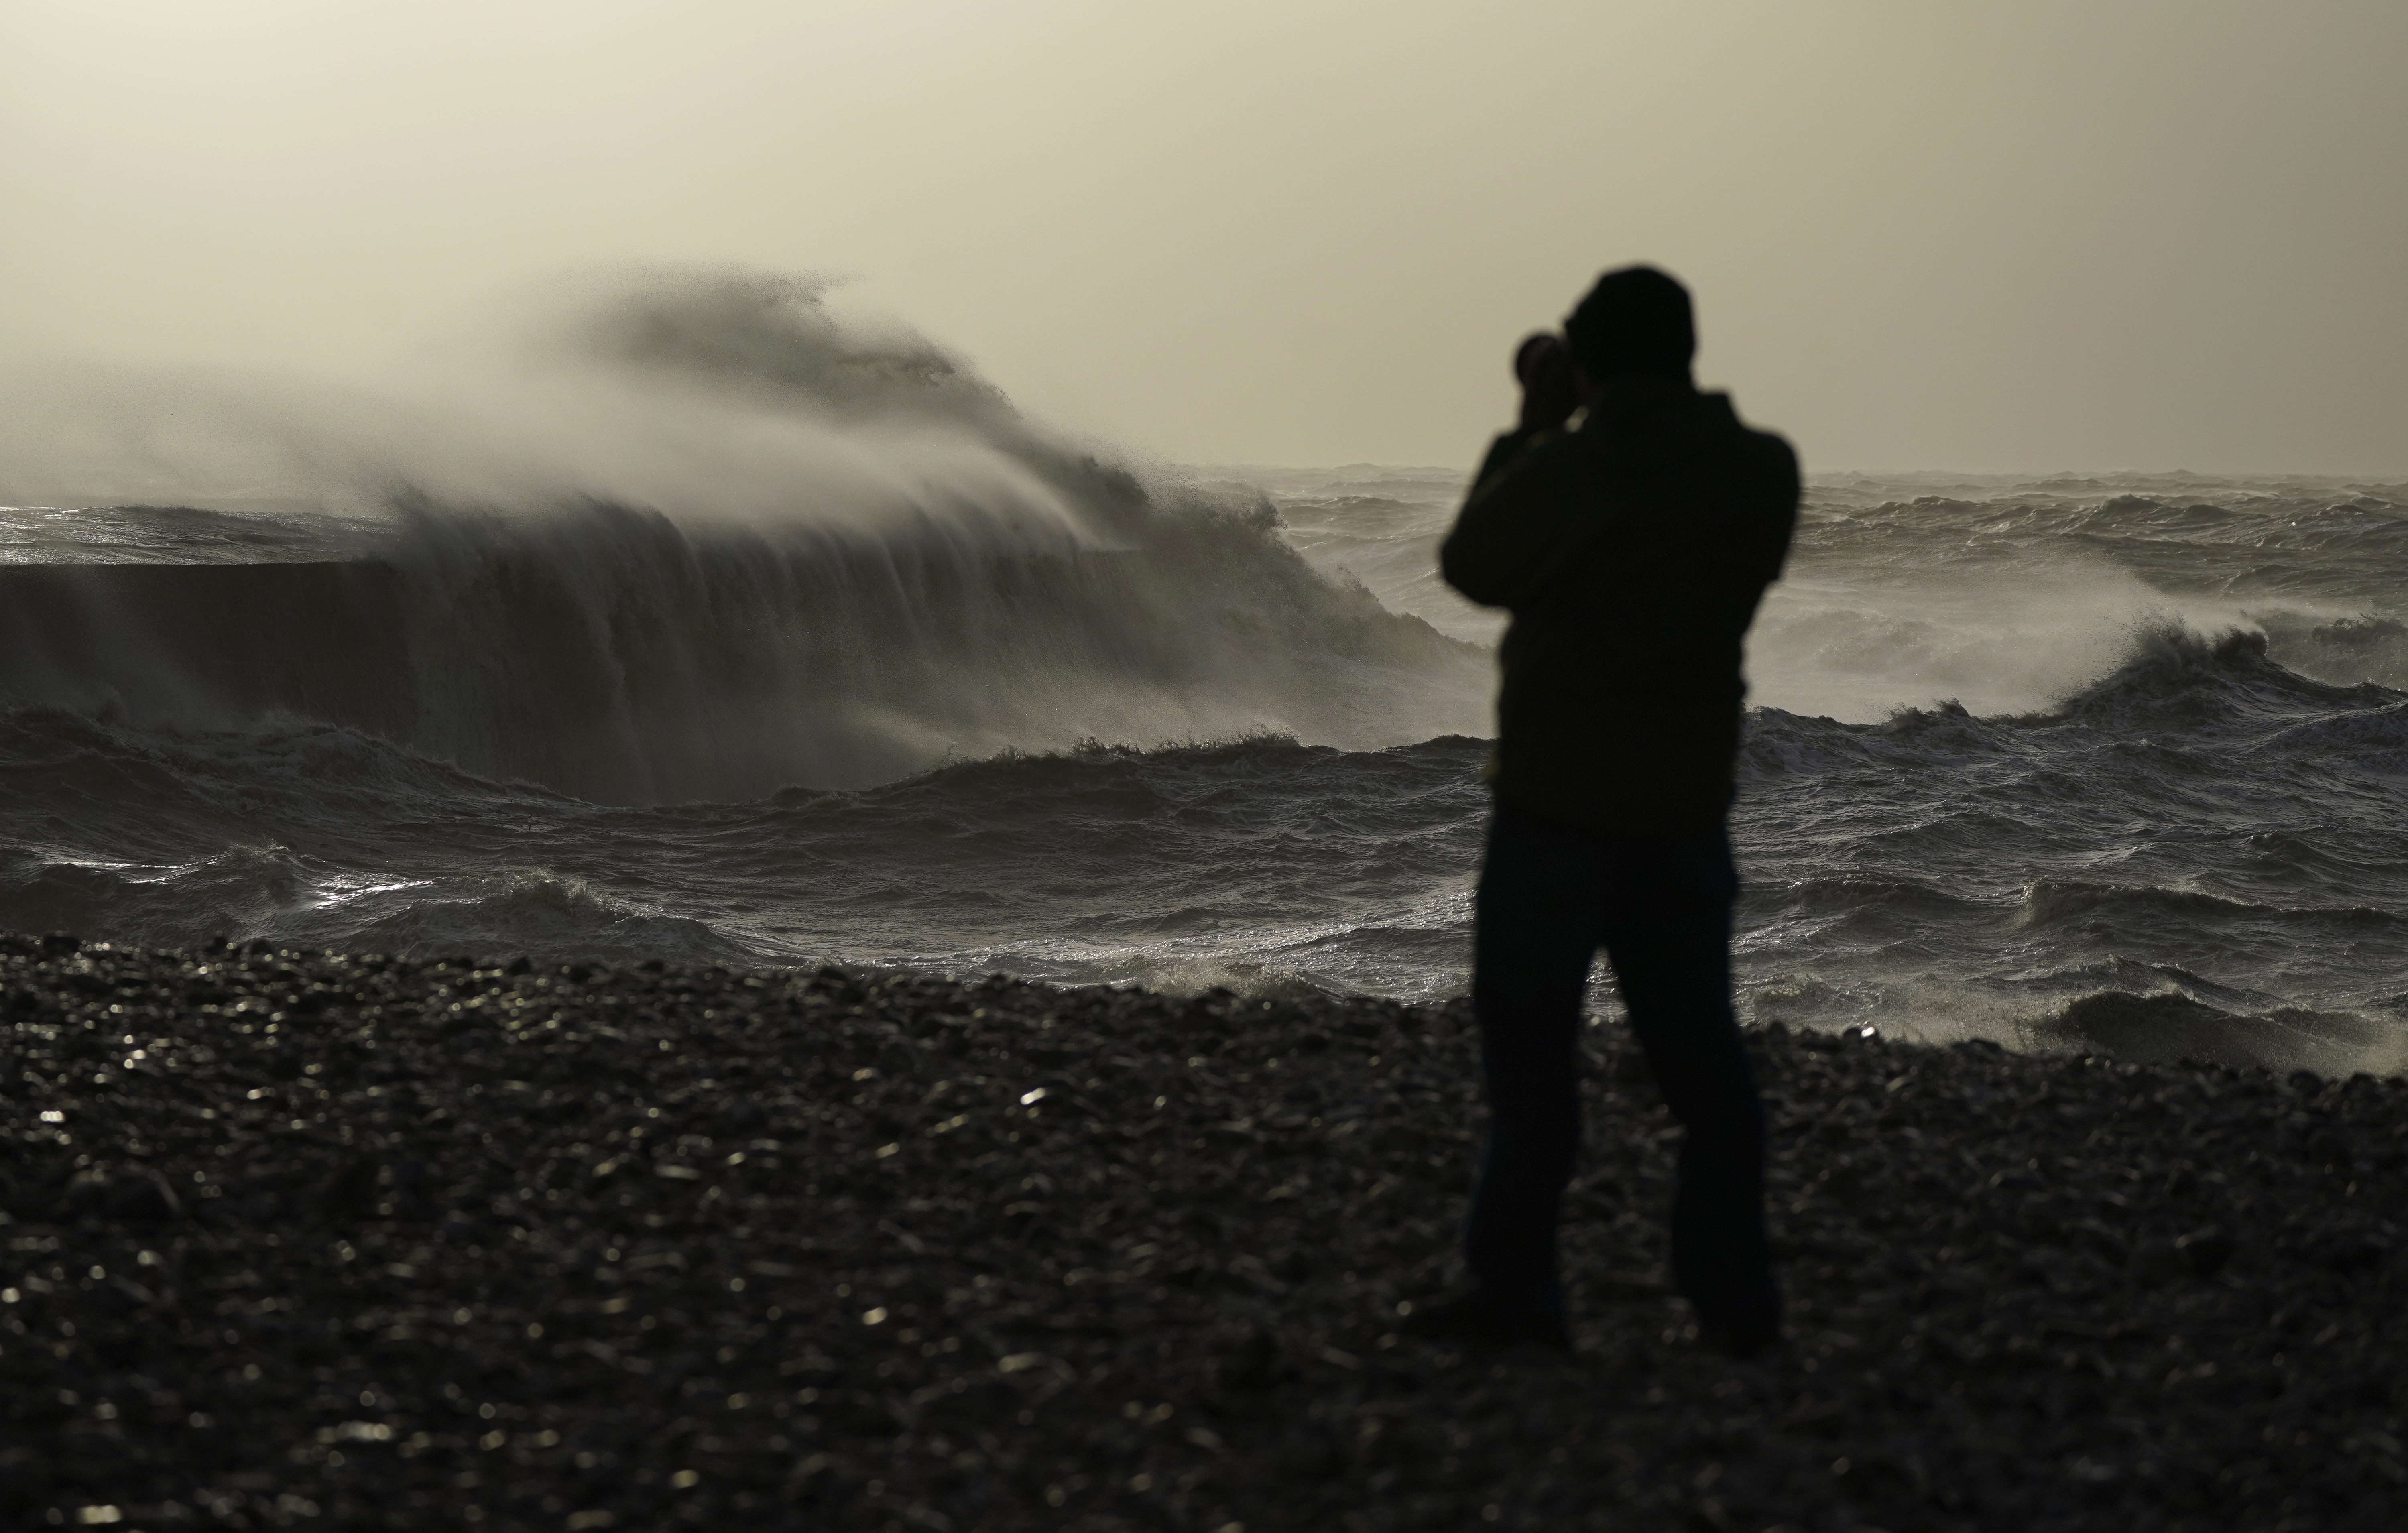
0;272;1490;803
2040;624;2399;729
2036;989;2393;1074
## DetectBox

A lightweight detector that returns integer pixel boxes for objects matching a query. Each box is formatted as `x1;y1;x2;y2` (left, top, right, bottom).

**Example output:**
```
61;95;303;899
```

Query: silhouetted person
1407;266;1798;1355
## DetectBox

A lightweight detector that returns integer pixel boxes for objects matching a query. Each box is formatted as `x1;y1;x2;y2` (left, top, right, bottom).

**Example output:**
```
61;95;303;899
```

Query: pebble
2;929;2405;1531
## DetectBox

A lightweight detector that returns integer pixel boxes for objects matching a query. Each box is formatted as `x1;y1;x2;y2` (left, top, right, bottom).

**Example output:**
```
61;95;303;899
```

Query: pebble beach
4;931;2406;1532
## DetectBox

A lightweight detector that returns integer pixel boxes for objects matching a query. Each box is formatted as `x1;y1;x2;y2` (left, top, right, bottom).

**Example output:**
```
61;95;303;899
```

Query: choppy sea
5;275;2404;1074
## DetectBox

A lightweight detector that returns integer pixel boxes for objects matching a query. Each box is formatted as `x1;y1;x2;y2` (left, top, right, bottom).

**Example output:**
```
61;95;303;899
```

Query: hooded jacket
1439;376;1798;833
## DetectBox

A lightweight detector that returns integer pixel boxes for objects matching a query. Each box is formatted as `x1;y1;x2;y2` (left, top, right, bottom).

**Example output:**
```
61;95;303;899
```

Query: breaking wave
2035;990;2395;1075
2041;626;2403;732
0;273;1487;802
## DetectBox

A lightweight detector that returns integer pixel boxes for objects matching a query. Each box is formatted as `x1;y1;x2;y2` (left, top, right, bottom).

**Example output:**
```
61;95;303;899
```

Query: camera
1514;331;1571;388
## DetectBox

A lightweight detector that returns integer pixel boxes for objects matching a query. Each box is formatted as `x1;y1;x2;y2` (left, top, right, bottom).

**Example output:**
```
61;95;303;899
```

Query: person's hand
1513;332;1579;433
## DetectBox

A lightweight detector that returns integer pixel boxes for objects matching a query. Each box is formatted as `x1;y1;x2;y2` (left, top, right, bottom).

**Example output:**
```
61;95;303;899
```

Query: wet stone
1;929;2406;1530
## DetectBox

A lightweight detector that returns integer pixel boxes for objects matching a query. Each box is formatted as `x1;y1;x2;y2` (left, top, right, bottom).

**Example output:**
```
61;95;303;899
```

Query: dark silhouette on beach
1410;266;1800;1354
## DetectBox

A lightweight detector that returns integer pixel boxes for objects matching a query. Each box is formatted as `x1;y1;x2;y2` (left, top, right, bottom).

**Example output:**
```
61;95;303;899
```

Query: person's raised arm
1439;333;1599;609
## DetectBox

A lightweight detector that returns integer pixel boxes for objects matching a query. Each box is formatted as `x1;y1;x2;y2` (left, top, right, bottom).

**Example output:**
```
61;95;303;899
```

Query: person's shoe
1396;1289;1570;1351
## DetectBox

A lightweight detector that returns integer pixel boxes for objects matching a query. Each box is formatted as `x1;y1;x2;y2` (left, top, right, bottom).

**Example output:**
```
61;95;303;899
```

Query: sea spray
0;273;1490;800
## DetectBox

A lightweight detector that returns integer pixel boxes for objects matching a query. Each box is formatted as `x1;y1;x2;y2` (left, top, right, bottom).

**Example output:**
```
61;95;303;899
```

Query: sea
5;274;2405;1075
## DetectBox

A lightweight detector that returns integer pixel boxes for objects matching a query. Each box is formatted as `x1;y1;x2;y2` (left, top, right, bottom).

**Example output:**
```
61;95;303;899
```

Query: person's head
1562;266;1694;384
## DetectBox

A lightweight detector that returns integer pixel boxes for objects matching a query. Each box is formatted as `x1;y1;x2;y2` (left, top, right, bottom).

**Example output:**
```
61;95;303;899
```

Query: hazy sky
4;1;2403;472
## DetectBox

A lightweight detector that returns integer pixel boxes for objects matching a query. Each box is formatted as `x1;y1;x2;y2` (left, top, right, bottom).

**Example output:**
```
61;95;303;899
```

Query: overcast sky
4;1;2403;473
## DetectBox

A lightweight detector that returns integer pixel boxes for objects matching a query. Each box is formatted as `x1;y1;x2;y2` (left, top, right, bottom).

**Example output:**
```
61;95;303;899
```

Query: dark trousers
1465;801;1776;1330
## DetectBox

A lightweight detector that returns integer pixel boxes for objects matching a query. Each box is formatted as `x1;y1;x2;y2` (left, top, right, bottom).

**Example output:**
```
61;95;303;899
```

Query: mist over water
4;271;2405;1075
0;274;1489;800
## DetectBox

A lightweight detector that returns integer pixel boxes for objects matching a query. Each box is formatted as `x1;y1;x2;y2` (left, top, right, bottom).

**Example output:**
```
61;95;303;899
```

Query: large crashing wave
0;272;1488;801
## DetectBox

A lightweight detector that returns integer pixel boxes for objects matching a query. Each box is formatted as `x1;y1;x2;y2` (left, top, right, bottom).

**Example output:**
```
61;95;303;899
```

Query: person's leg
1459;801;1608;1315
1598;827;1779;1350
